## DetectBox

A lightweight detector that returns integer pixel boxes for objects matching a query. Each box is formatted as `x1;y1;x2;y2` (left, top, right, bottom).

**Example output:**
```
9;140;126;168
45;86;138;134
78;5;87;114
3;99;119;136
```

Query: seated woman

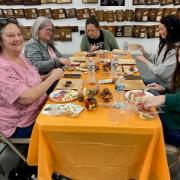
143;45;180;146
80;16;119;52
136;15;180;90
24;16;70;75
0;17;64;138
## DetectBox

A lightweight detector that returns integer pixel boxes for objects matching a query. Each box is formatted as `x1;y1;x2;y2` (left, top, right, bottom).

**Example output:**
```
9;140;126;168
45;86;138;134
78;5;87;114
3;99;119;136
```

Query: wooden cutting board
124;80;146;90
56;78;83;90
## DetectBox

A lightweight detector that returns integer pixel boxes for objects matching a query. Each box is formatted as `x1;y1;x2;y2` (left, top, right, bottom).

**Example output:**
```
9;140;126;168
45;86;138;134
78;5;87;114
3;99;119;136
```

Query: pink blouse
0;54;47;137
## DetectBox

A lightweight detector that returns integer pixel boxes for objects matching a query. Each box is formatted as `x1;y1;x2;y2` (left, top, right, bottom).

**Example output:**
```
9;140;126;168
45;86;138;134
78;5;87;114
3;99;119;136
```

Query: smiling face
38;23;54;43
159;23;167;39
1;23;23;54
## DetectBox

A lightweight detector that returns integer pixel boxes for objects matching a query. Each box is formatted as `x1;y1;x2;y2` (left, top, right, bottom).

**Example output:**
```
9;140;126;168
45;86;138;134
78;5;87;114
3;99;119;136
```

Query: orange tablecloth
27;54;170;180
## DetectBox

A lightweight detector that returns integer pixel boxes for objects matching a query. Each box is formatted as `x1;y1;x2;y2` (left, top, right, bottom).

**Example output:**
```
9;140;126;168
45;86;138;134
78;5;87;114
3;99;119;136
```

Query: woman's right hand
50;68;64;81
147;83;165;92
138;45;145;53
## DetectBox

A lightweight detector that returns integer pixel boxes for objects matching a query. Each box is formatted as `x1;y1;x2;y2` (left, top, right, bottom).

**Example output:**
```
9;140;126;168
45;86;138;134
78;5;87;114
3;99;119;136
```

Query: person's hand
50;68;64;81
147;83;165;92
136;55;148;64
59;58;71;66
143;95;165;110
138;44;145;53
90;44;98;52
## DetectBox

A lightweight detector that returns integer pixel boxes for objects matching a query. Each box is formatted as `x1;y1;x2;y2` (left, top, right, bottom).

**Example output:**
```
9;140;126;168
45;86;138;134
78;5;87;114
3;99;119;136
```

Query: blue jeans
159;113;180;146
10;123;34;138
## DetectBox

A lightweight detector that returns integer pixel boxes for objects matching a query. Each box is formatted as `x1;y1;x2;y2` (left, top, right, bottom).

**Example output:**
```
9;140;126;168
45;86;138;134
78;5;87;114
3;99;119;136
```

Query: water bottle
88;57;96;84
114;76;125;109
111;58;118;78
123;41;128;53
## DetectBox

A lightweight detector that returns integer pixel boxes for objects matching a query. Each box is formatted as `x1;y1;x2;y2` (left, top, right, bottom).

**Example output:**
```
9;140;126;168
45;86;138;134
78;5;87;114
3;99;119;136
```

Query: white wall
0;0;179;55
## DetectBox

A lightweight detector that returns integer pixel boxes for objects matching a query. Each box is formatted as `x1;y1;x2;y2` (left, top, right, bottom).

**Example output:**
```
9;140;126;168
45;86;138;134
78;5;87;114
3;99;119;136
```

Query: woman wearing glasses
0;17;64;138
24;16;70;75
143;45;180;146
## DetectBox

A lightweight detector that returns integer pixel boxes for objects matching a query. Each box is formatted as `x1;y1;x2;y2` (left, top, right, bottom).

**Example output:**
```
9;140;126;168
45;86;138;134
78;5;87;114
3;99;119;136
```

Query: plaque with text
146;0;159;5
6;0;23;5
41;0;56;3
51;9;66;19
89;8;96;16
123;26;133;37
76;8;90;20
56;0;72;3
115;26;124;37
13;9;24;18
149;8;158;21
3;9;14;18
125;10;134;21
135;9;143;21
156;9;164;21
38;9;52;18
24;0;41;5
106;26;115;35
96;10;105;21
65;8;76;18
147;26;155;38
160;0;173;5
24;8;38;19
115;10;124;21
154;25;159;37
133;0;146;5
106;11;115;22
0;0;5;5
174;0;180;5
22;26;31;40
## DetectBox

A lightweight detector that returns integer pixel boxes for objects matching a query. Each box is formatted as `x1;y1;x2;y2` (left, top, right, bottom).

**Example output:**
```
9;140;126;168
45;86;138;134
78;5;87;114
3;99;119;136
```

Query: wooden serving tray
124;80;146;90
56;78;83;90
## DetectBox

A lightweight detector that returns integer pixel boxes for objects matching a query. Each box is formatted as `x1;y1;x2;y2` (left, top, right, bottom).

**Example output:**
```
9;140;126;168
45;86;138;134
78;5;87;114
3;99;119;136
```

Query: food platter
124;90;153;103
49;90;78;103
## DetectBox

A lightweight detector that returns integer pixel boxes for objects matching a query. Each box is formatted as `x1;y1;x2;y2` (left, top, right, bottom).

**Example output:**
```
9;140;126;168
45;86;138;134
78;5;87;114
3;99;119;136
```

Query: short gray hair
31;16;54;43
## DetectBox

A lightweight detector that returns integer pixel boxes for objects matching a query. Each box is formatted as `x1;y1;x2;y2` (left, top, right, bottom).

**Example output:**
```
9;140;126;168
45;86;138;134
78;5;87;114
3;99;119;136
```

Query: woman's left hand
143;95;165;110
136;55;148;64
59;58;71;66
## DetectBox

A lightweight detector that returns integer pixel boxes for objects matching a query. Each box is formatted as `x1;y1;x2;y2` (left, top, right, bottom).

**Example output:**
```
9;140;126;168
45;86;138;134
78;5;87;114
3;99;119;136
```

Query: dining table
27;51;170;180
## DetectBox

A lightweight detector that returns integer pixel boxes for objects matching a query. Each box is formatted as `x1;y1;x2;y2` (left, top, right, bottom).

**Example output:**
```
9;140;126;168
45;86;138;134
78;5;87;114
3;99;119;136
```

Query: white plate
49;90;78;103
124;90;153;102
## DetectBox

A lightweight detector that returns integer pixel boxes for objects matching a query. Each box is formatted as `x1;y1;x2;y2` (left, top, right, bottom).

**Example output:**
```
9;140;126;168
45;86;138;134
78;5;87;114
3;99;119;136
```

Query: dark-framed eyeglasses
0;17;18;27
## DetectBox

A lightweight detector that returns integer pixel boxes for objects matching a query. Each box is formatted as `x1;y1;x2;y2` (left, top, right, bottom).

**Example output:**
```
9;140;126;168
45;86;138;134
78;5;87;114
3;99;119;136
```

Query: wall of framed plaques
0;0;180;54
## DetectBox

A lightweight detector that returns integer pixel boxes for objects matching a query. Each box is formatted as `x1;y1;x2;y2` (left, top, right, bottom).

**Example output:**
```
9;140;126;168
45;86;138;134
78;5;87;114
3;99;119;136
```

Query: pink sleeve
0;66;30;104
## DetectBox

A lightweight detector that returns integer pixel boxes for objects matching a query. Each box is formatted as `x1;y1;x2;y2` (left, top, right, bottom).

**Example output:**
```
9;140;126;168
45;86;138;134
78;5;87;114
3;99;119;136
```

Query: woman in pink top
0;17;64;138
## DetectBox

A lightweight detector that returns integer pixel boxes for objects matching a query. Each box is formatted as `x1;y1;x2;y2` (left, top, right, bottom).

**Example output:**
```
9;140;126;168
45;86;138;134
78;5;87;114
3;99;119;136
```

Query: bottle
111;57;118;78
114;76;125;109
88;57;96;84
123;41;128;53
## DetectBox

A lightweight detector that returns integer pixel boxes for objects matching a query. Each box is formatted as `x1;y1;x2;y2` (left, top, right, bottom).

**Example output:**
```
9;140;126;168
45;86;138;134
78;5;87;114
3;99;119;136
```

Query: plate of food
123;65;138;74
49;90;78;103
124;90;153;103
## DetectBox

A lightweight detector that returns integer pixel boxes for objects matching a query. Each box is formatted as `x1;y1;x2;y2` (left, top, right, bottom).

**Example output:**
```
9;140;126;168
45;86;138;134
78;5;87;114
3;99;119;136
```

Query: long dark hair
171;45;180;92
158;15;180;62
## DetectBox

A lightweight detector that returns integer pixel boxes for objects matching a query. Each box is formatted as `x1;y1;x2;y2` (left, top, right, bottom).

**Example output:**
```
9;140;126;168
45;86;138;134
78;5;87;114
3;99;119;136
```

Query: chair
0;132;29;176
166;144;180;169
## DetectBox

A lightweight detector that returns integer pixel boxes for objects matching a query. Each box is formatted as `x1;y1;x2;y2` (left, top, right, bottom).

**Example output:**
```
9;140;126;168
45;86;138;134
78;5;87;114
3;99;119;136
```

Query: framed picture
101;0;125;6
